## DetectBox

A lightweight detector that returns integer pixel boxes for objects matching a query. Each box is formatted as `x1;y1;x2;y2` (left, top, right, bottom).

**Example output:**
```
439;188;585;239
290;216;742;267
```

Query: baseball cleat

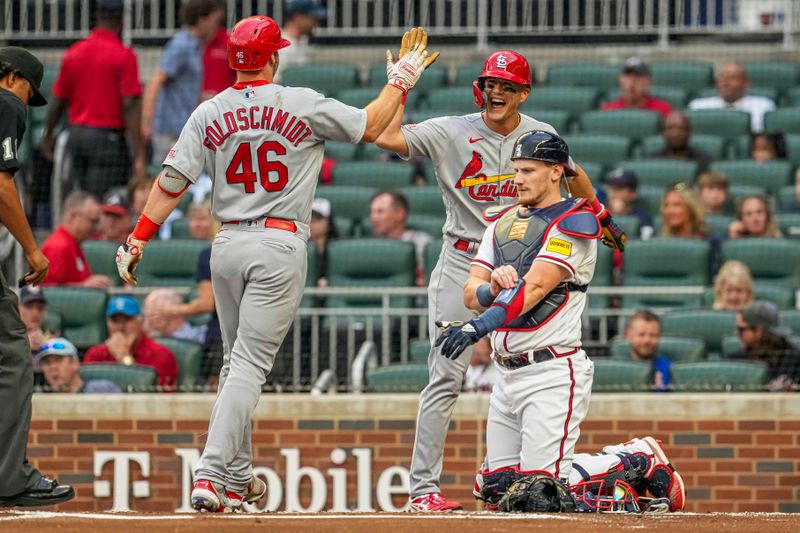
641;436;686;512
191;479;243;513
243;475;267;504
408;492;463;512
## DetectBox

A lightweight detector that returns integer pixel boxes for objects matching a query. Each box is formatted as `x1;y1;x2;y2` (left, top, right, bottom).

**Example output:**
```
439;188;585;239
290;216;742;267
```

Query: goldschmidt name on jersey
202;105;313;151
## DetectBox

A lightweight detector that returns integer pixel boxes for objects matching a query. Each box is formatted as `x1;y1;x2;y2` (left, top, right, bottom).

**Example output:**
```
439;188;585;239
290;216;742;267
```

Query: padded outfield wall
27;393;800;513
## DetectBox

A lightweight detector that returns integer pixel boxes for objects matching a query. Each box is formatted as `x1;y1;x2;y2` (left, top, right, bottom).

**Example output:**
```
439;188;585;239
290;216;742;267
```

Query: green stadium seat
316;186;376;221
358;143;390;161
331;161;414;188
453;62;486;86
335;88;379;108
422;87;476;114
764;108;800;135
575;161;603;182
777;186;798;212
591;360;653;392
721;238;800;286
281;64;358;95
80;364;157;392
407;110;452;123
710;160;792;195
742;62;800;92
781;310;800;335
169;218;192;239
670;361;769;392
727;184;766;210
785;134;800;164
325;141;360;162
334;216;356;237
523;87;600;118
661;309;737;356
563;135;631;170
637;134;725;160
686;110;751;141
636;185;665;219
408;338;431;364
326;239;416;308
368;62;447;95
705;214;734;237
400;186;445;217
299;241;318;308
720;335;743;358
580;110;662;140
787;87;800;106
407;214;444;237
778;213;800;239
136;240;208;287
622;238;711;308
611;215;641;240
425;239;442;284
42;287;106;350
82;240;122;287
609;335;706;363
366;364;429;393
520;109;571;135
615;159;698;188
153;337;202;391
651;62;713;91
546;64;618;90
588;243;613;309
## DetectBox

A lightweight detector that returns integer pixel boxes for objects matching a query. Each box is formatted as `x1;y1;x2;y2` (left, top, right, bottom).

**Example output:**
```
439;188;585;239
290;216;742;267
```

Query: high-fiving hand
386;27;441;94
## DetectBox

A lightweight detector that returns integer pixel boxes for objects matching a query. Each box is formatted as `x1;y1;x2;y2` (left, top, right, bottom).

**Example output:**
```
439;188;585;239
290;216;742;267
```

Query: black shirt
657;146;712;173
0;88;27;176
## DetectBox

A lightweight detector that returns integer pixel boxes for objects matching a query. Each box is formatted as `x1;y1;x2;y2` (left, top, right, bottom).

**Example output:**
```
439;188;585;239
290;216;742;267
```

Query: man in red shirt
83;295;178;391
601;57;672;119
201;24;235;101
41;191;111;288
40;0;145;196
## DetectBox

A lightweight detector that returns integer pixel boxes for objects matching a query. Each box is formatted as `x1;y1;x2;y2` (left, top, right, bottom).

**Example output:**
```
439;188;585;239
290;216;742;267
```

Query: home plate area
2;511;800;533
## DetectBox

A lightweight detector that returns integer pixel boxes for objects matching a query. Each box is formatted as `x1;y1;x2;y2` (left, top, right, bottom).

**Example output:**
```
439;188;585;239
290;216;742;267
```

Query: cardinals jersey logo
495;54;509;69
455;150;516;202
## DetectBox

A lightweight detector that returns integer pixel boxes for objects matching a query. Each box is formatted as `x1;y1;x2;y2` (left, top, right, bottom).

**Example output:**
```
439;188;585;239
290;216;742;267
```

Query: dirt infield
2;511;800;533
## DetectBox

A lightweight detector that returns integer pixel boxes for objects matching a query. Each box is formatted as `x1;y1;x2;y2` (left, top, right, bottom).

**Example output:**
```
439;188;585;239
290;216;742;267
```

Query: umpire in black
0;46;75;507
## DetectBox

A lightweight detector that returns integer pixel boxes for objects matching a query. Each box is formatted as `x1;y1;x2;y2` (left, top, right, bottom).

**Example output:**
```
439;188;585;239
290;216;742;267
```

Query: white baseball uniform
471;201;598;478
164;79;367;493
400;112;558;498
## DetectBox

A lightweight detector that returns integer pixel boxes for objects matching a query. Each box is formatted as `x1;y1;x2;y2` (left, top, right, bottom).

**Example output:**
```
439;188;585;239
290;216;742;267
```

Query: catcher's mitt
498;474;577;513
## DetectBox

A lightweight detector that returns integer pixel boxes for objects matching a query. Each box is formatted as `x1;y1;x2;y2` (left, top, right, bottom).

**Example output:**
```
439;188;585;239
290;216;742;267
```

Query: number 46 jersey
164;80;367;229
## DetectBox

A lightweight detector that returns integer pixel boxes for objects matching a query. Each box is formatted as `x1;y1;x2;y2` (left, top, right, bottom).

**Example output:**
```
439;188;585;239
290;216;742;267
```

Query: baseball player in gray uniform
375;51;627;511
115;18;438;512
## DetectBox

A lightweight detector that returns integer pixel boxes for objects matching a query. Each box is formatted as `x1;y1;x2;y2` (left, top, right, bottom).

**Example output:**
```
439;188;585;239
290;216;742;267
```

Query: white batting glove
387;48;429;94
115;235;147;285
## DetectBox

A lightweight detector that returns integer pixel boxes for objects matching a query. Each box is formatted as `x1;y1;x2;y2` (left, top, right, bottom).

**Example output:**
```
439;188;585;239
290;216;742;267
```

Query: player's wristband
471;278;527;335
588;197;605;217
401;92;408;105
476;283;495;307
131;214;160;242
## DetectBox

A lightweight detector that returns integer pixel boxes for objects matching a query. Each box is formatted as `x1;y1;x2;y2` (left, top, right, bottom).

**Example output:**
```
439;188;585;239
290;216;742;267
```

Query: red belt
222;217;297;233
454;239;479;254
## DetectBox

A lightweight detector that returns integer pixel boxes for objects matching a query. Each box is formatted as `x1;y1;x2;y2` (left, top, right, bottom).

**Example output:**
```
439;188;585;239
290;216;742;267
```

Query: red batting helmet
228;16;291;71
472;50;531;108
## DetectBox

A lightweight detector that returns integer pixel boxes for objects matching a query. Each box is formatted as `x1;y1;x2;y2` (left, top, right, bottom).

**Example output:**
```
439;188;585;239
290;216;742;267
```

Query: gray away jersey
165;81;367;225
401;113;557;243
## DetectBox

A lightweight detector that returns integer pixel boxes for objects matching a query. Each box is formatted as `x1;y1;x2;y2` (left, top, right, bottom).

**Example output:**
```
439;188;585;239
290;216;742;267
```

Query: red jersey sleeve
41;238;72;286
118;49;142;98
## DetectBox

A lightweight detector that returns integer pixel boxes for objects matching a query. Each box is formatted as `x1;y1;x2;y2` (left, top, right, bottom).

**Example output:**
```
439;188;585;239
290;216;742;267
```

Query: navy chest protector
489;198;600;330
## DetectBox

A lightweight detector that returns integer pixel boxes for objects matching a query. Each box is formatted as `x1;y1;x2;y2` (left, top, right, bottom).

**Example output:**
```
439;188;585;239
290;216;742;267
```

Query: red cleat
641;436;686;512
191;479;243;513
408;492;463;512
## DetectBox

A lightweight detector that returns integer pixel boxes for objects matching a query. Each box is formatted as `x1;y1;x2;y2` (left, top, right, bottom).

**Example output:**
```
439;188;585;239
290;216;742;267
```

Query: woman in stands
728;195;781;239
660;183;721;273
712;260;755;311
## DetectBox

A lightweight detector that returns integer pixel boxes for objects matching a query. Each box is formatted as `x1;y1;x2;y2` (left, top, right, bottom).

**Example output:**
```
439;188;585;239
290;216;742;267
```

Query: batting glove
435;320;482;360
115;235;147;285
596;207;627;252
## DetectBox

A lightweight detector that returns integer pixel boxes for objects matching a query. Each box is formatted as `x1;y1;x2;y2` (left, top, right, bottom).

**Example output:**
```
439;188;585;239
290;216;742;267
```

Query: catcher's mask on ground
570;479;641;513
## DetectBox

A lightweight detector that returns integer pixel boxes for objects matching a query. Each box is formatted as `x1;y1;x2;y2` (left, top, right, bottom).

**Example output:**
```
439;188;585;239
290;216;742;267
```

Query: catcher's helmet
228;16;291;71
511;130;578;177
473;50;531;108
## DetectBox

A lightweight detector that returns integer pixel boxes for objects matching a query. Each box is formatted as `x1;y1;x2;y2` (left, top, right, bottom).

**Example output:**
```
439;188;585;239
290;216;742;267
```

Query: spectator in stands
143;288;207;343
605;168;653;239
728;195;781;239
201;13;235;101
624;310;671;392
712;260;754;311
688;62;776;133
277;0;328;78
660;184;709;239
696;171;730;215
41;0;146;194
600;57;671;119
658;111;711;172
41;191;111;288
309;198;336;287
128;173;155;218
731;301;800;392
83;296;178;391
370;191;432;287
142;0;224;165
17;286;56;352
98;192;132;243
463;338;498;393
38;338;120;394
187;201;218;240
750;132;787;162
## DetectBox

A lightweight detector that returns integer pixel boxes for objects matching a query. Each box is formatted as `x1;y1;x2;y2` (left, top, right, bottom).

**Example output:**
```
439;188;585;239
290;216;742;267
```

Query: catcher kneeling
434;131;685;513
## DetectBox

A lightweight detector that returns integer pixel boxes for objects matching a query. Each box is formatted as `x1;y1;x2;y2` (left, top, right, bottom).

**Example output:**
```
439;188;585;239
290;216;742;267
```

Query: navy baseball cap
20;285;47;305
285;0;327;20
621;56;650;76
606;168;639;190
107;295;141;318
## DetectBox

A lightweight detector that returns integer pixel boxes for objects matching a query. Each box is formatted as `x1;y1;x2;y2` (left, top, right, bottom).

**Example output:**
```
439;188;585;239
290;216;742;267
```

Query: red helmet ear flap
473;80;486;109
